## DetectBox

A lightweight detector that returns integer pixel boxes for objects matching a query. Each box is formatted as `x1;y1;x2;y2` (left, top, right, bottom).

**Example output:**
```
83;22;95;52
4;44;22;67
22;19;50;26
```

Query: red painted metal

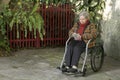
7;4;75;48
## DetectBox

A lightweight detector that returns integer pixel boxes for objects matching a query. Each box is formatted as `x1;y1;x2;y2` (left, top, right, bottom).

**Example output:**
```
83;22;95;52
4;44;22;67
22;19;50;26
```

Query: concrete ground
0;47;120;80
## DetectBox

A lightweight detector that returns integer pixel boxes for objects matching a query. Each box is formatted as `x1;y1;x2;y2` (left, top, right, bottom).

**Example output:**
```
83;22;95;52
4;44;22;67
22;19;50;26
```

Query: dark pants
65;39;86;67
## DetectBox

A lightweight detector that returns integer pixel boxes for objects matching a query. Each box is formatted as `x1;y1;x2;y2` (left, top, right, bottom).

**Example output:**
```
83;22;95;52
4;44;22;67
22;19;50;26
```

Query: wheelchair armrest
65;37;73;46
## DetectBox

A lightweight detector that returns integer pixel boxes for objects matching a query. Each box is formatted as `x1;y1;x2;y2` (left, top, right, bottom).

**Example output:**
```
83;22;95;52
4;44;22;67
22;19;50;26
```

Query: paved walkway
0;48;120;80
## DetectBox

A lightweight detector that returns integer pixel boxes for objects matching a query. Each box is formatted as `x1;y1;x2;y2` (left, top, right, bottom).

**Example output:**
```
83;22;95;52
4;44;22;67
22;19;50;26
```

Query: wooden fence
6;4;75;48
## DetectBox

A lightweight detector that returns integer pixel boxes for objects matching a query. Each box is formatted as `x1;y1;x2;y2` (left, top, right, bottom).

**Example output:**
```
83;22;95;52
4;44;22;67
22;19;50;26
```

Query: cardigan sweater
69;22;97;48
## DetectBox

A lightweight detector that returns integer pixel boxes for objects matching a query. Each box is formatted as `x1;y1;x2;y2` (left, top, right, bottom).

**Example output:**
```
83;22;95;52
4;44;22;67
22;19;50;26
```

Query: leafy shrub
0;0;45;53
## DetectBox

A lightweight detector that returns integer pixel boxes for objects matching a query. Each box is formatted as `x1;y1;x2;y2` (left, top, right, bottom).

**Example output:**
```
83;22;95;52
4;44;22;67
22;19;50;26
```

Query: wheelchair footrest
57;66;87;77
61;70;86;77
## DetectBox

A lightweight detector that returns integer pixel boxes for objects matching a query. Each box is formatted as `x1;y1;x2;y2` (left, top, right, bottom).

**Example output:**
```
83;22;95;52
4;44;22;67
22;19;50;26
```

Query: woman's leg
71;41;86;67
64;40;77;67
64;44;73;67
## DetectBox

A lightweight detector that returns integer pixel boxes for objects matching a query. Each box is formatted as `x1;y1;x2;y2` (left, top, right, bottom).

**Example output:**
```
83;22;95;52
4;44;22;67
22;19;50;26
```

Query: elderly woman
62;11;97;73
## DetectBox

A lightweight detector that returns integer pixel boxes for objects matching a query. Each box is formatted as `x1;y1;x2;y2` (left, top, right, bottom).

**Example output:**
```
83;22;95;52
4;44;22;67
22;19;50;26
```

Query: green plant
0;35;10;53
39;0;105;25
0;0;45;52
40;0;68;5
9;0;45;39
0;5;11;52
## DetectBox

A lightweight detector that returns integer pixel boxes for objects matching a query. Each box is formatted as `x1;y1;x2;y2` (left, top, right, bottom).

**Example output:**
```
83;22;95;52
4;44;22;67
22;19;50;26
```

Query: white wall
102;0;120;60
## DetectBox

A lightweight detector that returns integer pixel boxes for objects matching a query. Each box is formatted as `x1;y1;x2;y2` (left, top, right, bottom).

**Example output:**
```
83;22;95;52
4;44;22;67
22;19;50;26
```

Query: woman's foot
68;65;78;73
61;66;69;72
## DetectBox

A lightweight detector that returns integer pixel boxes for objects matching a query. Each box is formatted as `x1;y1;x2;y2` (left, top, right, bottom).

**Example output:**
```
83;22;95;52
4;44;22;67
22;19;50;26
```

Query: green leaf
25;28;27;38
40;33;43;40
28;21;32;31
30;3;39;15
10;17;15;30
34;29;36;38
28;15;36;31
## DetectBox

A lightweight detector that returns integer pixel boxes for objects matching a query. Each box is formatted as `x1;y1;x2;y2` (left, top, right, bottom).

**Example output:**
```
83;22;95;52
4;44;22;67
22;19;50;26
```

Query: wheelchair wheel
90;45;104;72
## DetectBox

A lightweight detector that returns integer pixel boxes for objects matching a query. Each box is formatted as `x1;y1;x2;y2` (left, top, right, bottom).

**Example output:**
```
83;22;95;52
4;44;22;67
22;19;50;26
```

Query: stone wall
101;0;120;60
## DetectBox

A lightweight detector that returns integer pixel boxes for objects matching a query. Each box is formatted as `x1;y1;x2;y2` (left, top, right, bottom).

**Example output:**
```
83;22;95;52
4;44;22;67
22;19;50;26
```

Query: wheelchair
57;37;104;76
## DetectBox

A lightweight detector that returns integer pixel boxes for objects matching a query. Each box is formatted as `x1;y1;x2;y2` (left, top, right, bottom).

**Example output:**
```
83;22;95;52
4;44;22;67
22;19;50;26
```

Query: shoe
68;68;78;73
61;66;69;72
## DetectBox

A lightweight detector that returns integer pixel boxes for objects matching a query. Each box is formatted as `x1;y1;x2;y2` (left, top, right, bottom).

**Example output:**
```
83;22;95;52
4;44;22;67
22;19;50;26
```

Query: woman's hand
72;33;81;41
75;34;81;40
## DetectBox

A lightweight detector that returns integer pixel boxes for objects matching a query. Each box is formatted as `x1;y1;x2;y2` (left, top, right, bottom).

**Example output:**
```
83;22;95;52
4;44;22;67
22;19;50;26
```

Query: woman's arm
81;23;97;40
68;23;78;37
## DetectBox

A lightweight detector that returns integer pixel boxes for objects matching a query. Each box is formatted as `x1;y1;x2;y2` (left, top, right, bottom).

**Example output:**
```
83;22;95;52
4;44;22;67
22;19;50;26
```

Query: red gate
6;4;75;48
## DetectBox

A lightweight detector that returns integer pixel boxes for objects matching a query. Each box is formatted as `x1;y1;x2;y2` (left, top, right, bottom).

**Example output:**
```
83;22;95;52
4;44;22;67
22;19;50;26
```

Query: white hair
79;11;90;20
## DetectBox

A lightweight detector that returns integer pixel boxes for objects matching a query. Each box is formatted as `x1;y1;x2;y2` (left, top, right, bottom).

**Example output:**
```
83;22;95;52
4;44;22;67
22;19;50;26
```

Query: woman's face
79;16;88;24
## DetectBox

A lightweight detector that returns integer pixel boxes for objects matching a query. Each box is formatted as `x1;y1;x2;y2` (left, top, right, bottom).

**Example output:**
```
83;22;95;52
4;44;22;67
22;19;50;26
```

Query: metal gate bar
7;4;75;48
